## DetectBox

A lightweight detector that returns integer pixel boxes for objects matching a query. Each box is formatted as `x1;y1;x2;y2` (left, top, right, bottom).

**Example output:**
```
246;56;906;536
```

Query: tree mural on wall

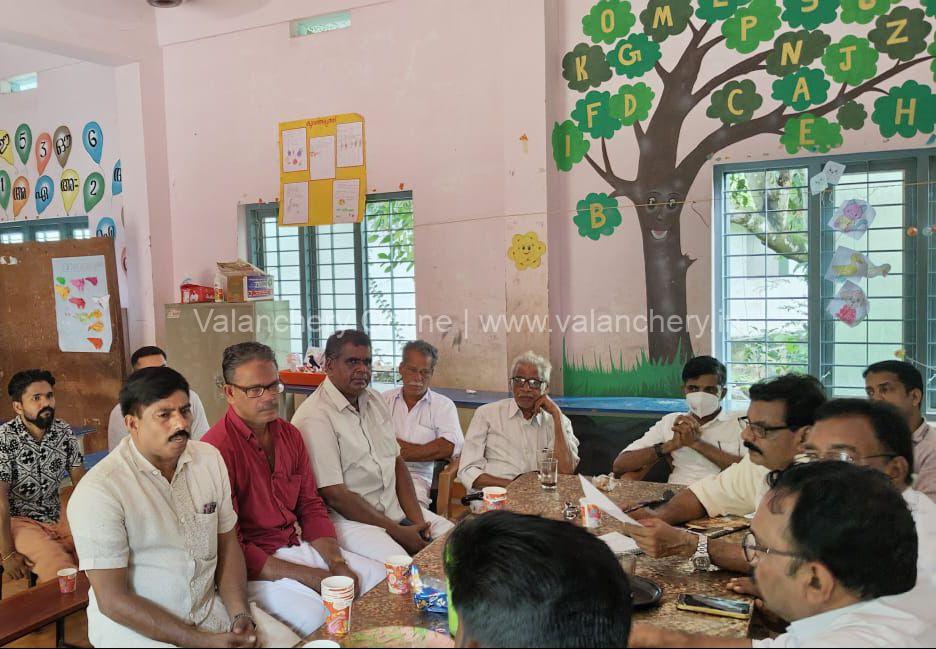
554;0;936;364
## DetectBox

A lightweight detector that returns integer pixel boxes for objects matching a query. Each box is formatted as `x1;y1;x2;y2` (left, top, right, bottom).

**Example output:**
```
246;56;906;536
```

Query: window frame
0;216;90;242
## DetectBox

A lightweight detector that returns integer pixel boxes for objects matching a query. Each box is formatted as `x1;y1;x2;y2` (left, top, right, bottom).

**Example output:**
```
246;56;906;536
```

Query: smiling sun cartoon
507;232;547;271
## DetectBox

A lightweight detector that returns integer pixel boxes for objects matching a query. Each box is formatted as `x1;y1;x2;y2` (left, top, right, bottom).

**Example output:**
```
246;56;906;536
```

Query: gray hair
222;342;277;384
402;340;439;369
510;351;551;385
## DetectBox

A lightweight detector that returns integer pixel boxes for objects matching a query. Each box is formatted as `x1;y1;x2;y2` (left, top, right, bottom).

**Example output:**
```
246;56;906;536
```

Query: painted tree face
641;192;682;242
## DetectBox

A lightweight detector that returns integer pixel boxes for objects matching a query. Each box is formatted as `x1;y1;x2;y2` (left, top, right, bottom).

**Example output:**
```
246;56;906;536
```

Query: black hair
7;369;56;402
444;510;632;648
864;360;924;405
324;329;371;360
221;341;277;384
120;367;190;418
814;398;914;486
682;355;727;386
748;373;827;431
130;345;167;368
766;462;917;599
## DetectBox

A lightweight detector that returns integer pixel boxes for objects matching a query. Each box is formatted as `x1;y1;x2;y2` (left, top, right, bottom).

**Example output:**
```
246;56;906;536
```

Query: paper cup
384;555;413;594
482;486;508;511
579;498;601;528
321;576;354;635
57;568;78;594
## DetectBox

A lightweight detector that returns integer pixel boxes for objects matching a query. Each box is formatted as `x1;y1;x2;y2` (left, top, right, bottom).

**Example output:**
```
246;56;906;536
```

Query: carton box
215;260;274;302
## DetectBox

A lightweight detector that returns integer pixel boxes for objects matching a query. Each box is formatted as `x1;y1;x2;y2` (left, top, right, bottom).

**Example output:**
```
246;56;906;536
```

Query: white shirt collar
786;600;867;640
913;421;931;444
322;376;369;413
391;387;433;407
507;398;542;425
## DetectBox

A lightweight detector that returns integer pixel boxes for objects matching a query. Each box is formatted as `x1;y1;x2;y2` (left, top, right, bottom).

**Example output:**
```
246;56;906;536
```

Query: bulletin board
278;113;366;227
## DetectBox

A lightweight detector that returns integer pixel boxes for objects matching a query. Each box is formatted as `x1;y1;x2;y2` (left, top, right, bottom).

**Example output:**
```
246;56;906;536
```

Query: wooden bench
0;571;89;647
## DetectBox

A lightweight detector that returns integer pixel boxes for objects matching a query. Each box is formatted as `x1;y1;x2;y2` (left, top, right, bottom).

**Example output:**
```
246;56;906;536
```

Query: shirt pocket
276;474;303;511
190;512;219;560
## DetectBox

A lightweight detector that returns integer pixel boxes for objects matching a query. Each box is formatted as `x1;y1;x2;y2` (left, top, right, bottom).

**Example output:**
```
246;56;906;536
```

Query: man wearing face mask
613;356;744;485
1;369;84;584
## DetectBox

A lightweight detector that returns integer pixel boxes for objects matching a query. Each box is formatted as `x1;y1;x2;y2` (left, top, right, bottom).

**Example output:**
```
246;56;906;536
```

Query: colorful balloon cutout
12;176;29;218
0;131;12;166
83;172;105;212
14;124;31;165
60;169;80;214
53;126;72;168
112;159;122;196
0;170;10;211
34;175;54;215
95;216;116;238
82;121;103;164
35;133;52;176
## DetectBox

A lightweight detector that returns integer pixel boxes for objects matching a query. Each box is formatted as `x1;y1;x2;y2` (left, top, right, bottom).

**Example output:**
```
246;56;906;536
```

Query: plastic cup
321;575;354;635
580;498;601;528
615;552;637;576
57;568;78;594
384;555;413;595
482;486;508;511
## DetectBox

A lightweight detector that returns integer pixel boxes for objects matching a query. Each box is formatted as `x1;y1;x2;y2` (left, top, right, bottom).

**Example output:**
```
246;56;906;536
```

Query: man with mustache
292;330;454;564
625;374;826;573
1;369;85;584
382;340;463;508
68;366;296;647
203;342;384;637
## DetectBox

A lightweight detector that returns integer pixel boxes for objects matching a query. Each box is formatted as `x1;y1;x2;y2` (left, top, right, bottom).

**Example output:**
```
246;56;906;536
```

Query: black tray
630;575;663;610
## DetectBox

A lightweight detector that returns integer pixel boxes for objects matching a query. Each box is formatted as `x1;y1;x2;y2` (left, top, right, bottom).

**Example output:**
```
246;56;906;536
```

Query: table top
300;475;752;646
0;572;90;645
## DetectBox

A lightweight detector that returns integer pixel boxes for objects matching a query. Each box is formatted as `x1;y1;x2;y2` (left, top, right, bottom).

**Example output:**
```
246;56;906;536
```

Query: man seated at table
630;462;935;647
382;340;464;508
68;367;297;647
613;356;744;485
624;374;826;573
203;342;384;637
458;351;579;492
864;360;936;501
445;510;632;648
108;346;210;450
291;330;453;564
1;370;84;585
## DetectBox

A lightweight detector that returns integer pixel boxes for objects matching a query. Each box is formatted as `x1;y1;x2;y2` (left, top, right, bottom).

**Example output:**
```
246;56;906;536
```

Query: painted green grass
562;340;685;398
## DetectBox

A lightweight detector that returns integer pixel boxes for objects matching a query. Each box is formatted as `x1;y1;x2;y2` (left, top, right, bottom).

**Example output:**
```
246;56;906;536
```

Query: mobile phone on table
675;594;752;620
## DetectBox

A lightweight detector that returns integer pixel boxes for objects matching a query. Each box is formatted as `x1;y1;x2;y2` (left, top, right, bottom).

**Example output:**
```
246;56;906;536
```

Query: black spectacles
228;380;285;399
511;376;545;390
738;416;789;439
796;450;898;465
742;532;806;564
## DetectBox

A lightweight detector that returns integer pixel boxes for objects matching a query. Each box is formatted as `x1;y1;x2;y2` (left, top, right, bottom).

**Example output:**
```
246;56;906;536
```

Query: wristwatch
690;533;716;572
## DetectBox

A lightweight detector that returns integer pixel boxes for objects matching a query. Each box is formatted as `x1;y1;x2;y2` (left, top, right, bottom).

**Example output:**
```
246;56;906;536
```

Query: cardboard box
215;260;274;302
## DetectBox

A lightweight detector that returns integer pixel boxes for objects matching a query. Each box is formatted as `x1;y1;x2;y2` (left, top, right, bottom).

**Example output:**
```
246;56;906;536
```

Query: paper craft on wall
0;171;10;216
35;133;52;176
54;126;72;168
52;255;113;352
825;246;891;282
278;113;366;227
12;176;28;218
809;173;828;195
507;231;547;271
829;199;876;240
822;161;846;187
82;121;103;165
827;280;869;328
0;130;12;166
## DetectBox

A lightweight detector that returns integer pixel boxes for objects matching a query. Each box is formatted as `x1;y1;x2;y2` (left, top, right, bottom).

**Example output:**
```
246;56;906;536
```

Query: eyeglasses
795;450;898;465
742;532;806;564
511;376;545;390
402;365;434;378
738;416;789;439
228;380;285;399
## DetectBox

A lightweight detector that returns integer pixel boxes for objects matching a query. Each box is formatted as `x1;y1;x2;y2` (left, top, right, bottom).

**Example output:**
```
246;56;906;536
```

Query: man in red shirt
203;342;384;636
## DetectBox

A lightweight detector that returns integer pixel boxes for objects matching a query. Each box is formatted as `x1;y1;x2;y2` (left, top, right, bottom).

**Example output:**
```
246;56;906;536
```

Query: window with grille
716;150;933;413
0;217;89;244
247;192;416;383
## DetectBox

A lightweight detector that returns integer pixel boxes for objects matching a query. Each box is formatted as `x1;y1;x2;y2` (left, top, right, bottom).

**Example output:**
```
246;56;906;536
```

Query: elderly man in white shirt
107;346;210;450
613;356;744;485
382;340;463;508
458;351;579;492
630;461;935;648
68;366;296;648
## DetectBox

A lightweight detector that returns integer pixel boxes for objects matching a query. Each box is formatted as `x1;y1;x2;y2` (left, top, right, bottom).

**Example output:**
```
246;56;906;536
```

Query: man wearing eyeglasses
382;340;464;508
202;342;384;636
630;462;935;647
458;351;579;492
625;374;826;573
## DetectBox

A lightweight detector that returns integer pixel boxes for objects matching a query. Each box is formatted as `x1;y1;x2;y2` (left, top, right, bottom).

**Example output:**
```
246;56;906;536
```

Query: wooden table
0;571;90;647
301;474;752;645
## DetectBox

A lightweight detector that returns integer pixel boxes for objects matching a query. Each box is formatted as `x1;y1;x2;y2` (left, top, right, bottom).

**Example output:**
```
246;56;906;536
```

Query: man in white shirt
458;351;579;492
107;346;210;450
630;461;934;648
613;356;744;485
68;366;296;648
382;340;464;508
864;360;936;501
291;330;453;564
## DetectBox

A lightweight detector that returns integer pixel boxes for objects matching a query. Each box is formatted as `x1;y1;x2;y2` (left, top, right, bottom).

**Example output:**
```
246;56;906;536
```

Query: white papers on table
333;179;360;223
281;128;307;173
579;475;643;527
599;532;641;555
309;136;336;181
336;122;364;167
282;182;309;225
